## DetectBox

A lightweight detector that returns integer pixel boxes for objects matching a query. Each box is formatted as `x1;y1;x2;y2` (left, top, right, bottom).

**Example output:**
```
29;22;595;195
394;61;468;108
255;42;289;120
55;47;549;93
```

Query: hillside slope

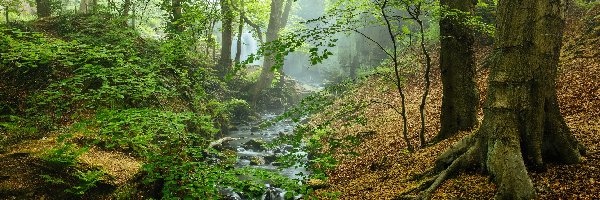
314;4;599;199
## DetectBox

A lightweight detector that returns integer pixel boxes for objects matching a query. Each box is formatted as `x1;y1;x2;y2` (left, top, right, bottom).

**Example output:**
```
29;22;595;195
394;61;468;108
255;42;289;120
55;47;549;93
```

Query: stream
219;112;309;200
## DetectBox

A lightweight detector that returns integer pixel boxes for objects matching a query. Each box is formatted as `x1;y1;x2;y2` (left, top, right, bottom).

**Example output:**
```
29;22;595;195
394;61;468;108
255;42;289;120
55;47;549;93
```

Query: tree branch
352;29;392;58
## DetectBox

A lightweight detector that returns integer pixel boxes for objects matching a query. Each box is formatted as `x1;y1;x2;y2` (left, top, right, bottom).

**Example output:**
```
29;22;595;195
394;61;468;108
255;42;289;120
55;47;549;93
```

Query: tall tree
123;0;131;16
168;0;184;33
234;0;244;64
434;0;479;142
79;0;89;13
219;0;234;75
79;0;97;14
35;0;50;18
251;0;293;105
416;0;586;198
3;3;8;24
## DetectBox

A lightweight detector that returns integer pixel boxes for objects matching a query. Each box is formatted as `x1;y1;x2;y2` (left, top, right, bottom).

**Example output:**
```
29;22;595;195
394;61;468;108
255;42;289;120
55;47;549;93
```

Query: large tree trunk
35;0;51;18
250;0;292;105
219;0;234;75
417;0;585;199
435;0;479;142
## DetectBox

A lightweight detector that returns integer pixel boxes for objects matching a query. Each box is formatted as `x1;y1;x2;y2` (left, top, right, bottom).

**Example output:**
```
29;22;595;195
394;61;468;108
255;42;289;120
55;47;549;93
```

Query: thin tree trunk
350;55;358;79
435;0;479;142
242;15;264;44
281;0;292;26
132;5;136;29
417;19;432;148
91;0;97;13
231;0;264;46
381;0;413;152
4;4;8;25
235;13;244;63
211;20;218;62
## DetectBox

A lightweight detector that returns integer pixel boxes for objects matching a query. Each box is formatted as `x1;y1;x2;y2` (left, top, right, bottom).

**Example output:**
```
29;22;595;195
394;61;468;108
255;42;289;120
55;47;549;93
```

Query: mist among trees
0;0;598;199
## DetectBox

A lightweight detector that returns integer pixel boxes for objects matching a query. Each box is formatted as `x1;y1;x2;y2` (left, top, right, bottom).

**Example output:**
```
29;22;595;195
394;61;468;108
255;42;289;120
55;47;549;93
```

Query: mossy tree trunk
417;0;586;199
168;0;183;33
435;0;479;142
235;11;244;64
219;0;234;75
251;0;292;105
4;4;8;24
35;0;51;18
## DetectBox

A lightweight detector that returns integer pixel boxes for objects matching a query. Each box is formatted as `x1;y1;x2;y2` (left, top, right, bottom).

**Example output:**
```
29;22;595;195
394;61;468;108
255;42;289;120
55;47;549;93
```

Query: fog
227;0;389;87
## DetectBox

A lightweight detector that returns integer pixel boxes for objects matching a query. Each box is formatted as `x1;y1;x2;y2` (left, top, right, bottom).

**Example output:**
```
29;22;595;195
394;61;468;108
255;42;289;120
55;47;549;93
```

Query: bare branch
352;29;393;58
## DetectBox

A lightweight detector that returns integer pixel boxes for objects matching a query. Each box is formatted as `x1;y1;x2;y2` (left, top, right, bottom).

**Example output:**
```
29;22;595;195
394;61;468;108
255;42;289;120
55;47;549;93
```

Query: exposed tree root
397;133;481;200
419;143;479;200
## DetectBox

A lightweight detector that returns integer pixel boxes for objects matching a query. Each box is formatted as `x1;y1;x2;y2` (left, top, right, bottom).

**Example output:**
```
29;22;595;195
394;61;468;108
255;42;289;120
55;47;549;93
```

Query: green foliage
226;98;253;122
0;115;39;146
441;3;495;37
40;174;66;185
40;142;89;168
262;80;367;196
574;0;600;9
40;169;107;197
83;109;216;155
65;169;107;196
0;13;308;199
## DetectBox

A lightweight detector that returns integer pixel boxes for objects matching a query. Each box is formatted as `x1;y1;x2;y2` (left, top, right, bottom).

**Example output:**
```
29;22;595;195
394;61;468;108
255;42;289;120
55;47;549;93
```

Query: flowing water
219;112;308;200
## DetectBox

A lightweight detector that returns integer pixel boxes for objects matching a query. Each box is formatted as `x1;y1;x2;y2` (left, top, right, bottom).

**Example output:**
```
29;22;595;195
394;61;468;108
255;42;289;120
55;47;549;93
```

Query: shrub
40;142;89;168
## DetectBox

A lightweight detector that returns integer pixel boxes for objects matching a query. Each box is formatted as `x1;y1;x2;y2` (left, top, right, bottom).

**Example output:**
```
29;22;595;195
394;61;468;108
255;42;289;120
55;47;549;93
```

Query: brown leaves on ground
313;5;600;199
0;133;143;199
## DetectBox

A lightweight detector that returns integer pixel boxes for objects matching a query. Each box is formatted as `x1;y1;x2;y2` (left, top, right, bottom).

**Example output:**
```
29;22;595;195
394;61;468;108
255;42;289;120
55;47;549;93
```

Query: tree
122;0;131;16
35;0;50;18
219;0;234;75
415;0;586;198
79;0;87;13
234;0;244;64
348;0;436;150
434;0;479;142
250;0;293;105
3;2;9;24
167;0;184;33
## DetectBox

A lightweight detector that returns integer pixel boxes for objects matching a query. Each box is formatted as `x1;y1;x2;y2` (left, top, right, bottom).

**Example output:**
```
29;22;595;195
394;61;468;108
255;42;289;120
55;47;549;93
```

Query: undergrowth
0;13;308;199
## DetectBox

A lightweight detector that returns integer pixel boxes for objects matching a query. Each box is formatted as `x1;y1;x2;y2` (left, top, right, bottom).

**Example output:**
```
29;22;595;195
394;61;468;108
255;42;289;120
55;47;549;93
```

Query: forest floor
314;5;600;200
0;4;598;200
0;131;145;199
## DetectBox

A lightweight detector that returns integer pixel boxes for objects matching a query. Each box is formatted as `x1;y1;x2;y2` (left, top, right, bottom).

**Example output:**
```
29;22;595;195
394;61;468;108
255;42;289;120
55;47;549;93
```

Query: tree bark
235;12;244;63
91;0;97;13
219;0;234;75
79;0;89;14
251;0;292;105
417;0;585;199
415;15;433;148
435;0;479;142
4;4;8;24
123;0;131;17
169;0;184;33
35;0;51;18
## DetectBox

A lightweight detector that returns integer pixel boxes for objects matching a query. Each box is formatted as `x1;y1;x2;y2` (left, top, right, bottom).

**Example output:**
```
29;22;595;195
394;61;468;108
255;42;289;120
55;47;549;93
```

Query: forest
0;0;598;199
